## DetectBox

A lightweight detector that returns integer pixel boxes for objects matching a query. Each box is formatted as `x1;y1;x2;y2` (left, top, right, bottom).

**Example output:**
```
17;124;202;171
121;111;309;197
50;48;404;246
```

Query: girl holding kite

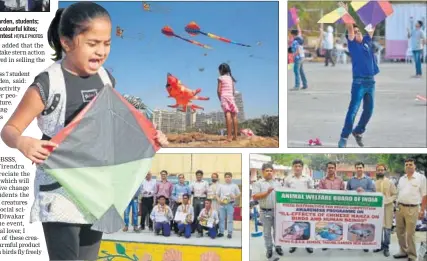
217;63;239;142
1;2;168;260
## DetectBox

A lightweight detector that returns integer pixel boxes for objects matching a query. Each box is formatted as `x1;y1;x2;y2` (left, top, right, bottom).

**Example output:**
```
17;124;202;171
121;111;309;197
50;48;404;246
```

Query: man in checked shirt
252;163;284;259
318;161;345;251
155;170;173;206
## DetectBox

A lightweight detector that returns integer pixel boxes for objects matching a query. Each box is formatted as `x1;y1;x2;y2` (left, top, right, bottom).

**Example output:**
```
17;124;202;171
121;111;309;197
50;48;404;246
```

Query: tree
309;154;331;171
269;154;305;166
240;115;279;137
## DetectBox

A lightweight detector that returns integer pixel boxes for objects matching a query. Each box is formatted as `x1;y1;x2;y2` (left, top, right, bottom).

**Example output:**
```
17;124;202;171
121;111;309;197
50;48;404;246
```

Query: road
287;63;427;148
250;226;426;261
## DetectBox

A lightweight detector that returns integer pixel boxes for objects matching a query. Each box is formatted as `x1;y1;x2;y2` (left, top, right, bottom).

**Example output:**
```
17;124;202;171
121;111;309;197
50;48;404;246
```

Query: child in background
290;18;308;90
0;2;167;260
217;63;239;142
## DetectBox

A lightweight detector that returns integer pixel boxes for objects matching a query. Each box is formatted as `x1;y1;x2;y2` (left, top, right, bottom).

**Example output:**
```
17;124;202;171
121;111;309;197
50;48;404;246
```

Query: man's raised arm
338;2;355;41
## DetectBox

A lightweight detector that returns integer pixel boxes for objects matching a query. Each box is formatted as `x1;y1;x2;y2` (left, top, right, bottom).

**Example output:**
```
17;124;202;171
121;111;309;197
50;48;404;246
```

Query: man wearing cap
284;159;314;254
373;163;397;257
393;158;427;261
252;163;284;259
190;170;209;232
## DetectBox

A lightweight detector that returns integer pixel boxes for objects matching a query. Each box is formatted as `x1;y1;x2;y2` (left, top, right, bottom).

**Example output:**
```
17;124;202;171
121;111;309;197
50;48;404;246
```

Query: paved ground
103;227;242;248
287;63;427;148
250;226;426;261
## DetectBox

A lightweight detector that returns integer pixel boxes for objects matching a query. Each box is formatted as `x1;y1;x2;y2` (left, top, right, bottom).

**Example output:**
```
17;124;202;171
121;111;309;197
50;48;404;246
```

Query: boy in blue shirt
338;2;379;148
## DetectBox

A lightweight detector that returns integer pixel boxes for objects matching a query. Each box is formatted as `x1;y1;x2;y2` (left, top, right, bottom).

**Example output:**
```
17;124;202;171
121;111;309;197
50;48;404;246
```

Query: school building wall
150;154;242;182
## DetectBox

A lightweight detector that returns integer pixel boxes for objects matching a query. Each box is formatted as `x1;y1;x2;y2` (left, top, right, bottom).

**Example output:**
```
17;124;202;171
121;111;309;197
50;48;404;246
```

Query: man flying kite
337;1;379;148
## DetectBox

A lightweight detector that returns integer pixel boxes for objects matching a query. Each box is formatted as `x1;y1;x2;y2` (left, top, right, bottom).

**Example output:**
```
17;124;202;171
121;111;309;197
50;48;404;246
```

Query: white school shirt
175;203;194;223
141;179;156;197
150;204;173;223
191;180;209;197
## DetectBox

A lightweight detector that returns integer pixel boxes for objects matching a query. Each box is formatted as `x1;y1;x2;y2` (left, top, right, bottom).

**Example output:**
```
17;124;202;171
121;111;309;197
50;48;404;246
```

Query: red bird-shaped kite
166;73;209;112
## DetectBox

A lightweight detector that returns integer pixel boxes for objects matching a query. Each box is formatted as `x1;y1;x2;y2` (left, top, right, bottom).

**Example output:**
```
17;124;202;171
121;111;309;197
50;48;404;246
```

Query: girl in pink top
217;63;239;142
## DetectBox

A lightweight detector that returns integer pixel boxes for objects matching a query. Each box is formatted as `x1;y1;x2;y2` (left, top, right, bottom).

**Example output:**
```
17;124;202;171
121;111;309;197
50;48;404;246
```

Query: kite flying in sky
288;7;299;28
185;21;251;47
41;84;160;233
162;26;212;49
166;73;209;112
116;26;124;38
115;26;143;40
123;94;154;120
350;1;393;28
142;1;170;13
318;6;355;24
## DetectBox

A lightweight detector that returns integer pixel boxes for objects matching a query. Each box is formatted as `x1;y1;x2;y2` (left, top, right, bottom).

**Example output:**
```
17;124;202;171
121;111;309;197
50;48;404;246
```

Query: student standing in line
140;172;156;231
190;170;209;232
171;174;191;233
216;172;241;239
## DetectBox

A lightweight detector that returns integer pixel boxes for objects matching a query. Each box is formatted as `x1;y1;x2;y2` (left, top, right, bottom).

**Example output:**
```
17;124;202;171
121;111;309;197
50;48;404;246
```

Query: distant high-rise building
234;91;245;122
185;107;196;129
153;109;186;133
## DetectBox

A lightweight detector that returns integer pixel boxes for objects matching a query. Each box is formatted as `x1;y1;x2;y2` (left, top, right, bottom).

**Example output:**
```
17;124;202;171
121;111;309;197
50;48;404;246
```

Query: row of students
124;171;241;239
151;195;220;238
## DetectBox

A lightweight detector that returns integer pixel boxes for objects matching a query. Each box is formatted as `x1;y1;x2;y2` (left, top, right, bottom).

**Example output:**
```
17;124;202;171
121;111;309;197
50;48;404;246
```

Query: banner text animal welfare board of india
275;190;384;249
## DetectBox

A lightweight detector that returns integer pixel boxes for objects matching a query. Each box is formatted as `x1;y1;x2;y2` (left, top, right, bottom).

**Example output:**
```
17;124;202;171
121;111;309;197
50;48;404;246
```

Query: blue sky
59;1;279;118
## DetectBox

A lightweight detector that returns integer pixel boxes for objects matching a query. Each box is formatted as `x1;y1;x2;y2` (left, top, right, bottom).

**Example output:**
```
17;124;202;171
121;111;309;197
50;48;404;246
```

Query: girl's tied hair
47;2;111;61
218;63;237;83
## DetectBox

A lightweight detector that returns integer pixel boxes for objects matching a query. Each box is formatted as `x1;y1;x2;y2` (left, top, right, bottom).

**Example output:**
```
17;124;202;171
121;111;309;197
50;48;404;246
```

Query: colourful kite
351;1;393;28
166;73;209;112
162;26;212;49
116;26;124;38
185;21;251;47
123;94;154;121
288;7;298;28
115;26;143;40
318;7;355;24
142;1;170;13
41;84;160;233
